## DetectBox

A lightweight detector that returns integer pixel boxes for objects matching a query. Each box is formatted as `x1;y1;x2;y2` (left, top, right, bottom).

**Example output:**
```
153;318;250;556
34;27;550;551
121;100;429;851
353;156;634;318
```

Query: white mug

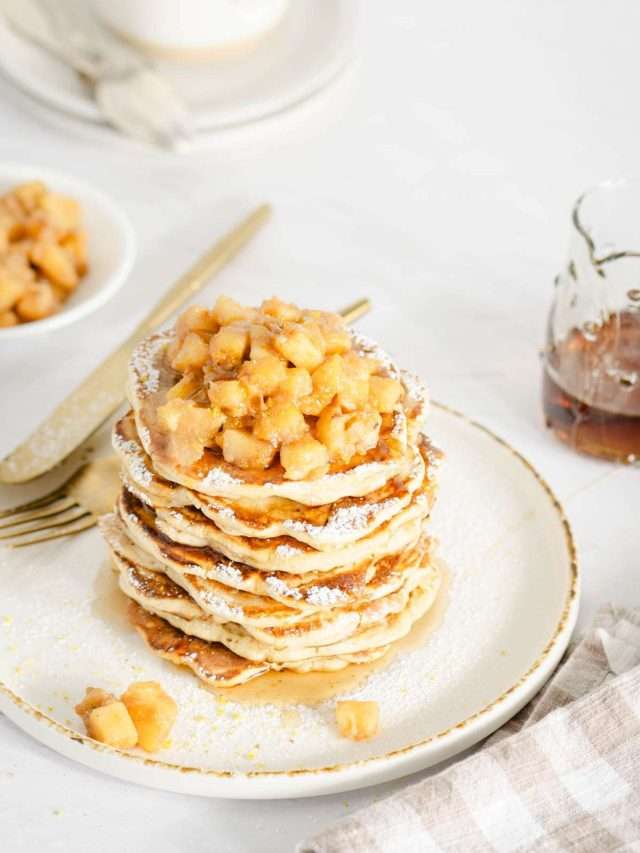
92;0;289;57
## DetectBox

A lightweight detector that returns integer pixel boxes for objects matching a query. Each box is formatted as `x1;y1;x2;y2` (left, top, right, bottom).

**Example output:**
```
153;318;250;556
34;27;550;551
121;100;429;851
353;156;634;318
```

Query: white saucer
0;0;357;134
0;404;579;799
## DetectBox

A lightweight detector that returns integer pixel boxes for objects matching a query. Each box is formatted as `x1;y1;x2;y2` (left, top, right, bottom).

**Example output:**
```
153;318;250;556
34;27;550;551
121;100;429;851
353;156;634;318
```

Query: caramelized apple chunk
75;689;138;750
260;296;301;322
0;271;26;312
335;701;379;741
157;399;224;466
15;282;58;322
239;355;288;397
281;435;329;480
369;375;404;413
166;372;202;400
170;332;210;373
316;405;381;462
222;428;276;469
29;240;78;290
213;294;255;326
276;367;313;403
176;305;218;339
208;379;250;417
209;325;249;368
121;681;177;753
75;687;117;721
273;325;325;370
253;401;307;446
0;310;18;327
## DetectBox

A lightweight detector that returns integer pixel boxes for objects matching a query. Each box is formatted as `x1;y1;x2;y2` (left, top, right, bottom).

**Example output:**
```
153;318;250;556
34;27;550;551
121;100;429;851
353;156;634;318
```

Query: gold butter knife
0;204;272;484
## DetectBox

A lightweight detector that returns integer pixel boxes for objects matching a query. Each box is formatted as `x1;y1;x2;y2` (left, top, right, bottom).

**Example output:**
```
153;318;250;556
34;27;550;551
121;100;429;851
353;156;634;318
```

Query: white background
1;2;639;851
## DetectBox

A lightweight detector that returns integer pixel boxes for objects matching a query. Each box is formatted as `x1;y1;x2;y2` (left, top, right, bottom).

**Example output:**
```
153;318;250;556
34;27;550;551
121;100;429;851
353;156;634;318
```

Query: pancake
126;330;428;505
120;560;441;664
100;512;434;623
129;602;389;686
114;410;441;550
120;487;429;575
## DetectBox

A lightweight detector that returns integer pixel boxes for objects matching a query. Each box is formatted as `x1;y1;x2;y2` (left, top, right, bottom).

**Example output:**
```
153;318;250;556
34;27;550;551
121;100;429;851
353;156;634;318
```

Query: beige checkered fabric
299;606;640;853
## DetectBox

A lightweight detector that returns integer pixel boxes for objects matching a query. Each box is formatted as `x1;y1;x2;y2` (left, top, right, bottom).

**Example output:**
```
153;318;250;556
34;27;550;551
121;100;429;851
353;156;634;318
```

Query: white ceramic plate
0;163;135;339
0;0;357;133
0;404;578;798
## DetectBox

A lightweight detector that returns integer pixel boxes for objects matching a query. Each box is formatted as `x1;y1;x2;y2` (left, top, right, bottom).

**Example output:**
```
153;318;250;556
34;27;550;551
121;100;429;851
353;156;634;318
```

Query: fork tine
0;463;84;519
0;508;91;542
9;515;96;548
0;486;67;520
0;496;77;530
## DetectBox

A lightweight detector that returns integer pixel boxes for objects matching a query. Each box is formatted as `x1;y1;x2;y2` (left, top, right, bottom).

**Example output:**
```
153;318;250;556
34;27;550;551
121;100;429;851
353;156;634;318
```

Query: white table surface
1;2;638;851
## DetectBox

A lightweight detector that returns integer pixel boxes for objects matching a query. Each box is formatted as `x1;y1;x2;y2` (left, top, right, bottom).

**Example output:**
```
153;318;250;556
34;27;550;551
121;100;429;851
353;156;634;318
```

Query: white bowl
0;163;135;339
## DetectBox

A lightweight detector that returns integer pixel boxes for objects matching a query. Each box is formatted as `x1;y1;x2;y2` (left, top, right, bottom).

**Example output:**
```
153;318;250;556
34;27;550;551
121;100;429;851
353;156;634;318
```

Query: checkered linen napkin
299;606;640;853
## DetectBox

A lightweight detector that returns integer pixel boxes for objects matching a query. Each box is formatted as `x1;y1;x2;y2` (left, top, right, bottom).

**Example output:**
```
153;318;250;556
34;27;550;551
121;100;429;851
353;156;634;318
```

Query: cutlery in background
2;0;194;149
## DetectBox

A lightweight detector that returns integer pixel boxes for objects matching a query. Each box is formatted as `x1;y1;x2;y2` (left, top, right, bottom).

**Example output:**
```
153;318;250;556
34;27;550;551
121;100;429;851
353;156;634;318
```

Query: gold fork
0;456;121;547
0;298;371;548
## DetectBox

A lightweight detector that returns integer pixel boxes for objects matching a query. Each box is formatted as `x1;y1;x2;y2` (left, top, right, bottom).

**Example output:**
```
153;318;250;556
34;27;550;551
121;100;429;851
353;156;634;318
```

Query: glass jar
542;180;640;463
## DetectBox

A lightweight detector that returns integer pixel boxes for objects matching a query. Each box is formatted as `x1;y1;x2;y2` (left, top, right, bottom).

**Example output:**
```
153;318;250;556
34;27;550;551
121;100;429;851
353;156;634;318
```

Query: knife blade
0;204;271;484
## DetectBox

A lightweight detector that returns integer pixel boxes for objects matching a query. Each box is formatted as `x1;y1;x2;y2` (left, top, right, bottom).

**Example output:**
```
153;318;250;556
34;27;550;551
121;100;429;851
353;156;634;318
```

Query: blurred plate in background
0;0;358;135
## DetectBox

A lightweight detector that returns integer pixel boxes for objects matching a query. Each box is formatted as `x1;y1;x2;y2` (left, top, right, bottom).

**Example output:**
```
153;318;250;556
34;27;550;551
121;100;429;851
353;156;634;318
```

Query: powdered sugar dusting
212;562;244;585
191;587;244;622
112;431;153;486
265;575;303;601
130;332;171;398
283;497;403;543
275;542;303;559
304;585;348;608
201;466;243;489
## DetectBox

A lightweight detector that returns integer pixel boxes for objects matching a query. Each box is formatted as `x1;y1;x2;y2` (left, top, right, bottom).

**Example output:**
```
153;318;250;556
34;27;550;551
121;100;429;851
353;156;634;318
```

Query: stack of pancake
100;303;442;687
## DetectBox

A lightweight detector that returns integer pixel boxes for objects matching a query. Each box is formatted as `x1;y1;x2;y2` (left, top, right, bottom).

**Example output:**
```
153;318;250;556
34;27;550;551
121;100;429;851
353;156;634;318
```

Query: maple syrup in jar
542;182;640;463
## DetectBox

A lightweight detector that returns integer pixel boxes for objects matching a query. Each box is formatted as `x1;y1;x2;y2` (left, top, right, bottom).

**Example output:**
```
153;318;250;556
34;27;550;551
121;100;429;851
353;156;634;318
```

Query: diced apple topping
316;406;381;463
29;240;78;290
249;323;275;360
121;681;177;754
254;401;307;446
281;435;329;480
273;326;325;370
75;688;138;750
86;702;139;749
75;687;117;721
0;271;26;312
209;325;249;368
162;296;406;473
166;372;202;400
15;282;58;322
335;701;379;741
0;181;89;327
212;294;256;326
170;331;210;373
276;367;313;403
176;305;218;339
222;428;276;469
208;379;250;417
239;355;288;397
76;682;177;754
369;375;404;413
0;309;18;327
157;399;224;466
260;296;301;322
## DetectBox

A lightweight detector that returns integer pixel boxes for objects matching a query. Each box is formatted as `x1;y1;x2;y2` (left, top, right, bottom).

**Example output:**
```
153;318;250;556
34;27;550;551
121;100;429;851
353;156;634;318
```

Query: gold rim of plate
0;403;579;780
